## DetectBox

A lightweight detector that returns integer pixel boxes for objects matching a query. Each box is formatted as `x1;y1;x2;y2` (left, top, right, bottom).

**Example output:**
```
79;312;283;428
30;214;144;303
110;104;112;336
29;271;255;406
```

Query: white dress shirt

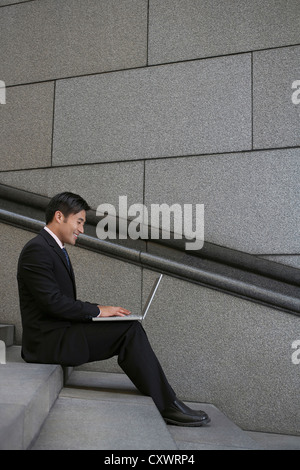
44;226;64;249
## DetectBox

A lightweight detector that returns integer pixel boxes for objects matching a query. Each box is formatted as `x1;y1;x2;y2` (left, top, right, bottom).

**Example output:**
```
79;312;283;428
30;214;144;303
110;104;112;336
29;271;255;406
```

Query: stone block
32;392;177;450
253;45;300;149
0;404;24;450
0;363;63;449
0;224;36;344
0;0;147;86
0;324;14;346
144;148;300;254
148;0;300;64
0;160;144;211
0;83;53;171
53;54;251;165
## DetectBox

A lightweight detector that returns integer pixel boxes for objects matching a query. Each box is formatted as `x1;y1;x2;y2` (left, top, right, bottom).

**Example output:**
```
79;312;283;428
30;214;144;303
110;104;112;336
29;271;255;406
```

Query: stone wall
0;0;299;260
1;0;300;433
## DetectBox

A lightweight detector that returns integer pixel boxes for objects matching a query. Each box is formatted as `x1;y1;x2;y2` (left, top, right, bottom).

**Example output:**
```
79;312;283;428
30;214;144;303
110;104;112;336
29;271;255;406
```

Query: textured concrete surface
144;148;300;254
52;54;251;165
32;370;261;450
246;431;300;450
0;362;63;449
0;83;54;171
1;146;299;255
0;0;28;5
0;0;147;85
148;0;300;64
0;324;14;346
167;403;261;450
0;0;299;258
0;404;25;450
2;354;300;450
0;224;35;343
253;45;300;149
0;161;144;211
31;390;177;450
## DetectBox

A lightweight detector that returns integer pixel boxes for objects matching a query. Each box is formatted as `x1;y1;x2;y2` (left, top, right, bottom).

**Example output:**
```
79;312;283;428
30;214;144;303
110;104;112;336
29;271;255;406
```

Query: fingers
115;307;131;317
98;305;131;317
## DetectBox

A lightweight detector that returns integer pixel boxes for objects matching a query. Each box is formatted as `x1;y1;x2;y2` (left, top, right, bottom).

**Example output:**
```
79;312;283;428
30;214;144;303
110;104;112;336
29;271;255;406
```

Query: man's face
58;210;86;245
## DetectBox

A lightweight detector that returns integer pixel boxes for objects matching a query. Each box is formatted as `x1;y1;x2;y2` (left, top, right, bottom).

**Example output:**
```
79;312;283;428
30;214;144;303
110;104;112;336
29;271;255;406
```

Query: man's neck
44;226;64;249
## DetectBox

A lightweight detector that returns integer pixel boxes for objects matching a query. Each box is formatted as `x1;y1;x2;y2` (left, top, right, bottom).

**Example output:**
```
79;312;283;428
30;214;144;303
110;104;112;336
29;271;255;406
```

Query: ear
54;210;65;224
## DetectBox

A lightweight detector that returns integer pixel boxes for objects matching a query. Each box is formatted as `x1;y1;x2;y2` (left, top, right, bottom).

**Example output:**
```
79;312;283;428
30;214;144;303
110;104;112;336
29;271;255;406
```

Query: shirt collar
44;226;65;250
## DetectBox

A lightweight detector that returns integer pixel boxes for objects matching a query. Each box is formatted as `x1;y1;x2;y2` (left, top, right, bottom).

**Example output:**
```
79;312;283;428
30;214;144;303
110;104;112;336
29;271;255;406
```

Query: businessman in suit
17;192;210;427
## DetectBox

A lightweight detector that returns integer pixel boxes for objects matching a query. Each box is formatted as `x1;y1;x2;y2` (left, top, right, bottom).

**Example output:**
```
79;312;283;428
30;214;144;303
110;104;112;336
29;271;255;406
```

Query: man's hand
97;305;131;317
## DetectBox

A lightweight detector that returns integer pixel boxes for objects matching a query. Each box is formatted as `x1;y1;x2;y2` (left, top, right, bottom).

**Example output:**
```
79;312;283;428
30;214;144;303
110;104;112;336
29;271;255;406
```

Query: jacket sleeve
18;241;100;322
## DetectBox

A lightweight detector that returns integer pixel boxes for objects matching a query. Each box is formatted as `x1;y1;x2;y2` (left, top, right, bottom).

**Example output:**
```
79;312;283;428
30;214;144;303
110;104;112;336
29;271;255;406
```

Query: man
17;192;210;427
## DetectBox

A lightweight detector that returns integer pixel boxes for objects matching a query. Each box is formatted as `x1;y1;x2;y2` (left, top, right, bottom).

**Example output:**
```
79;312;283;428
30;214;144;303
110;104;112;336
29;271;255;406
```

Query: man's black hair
45;192;91;224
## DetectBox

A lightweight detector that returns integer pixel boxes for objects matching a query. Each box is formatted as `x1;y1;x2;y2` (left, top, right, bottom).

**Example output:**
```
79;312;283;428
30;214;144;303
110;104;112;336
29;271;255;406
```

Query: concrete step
0;361;63;449
66;371;263;450
3;348;300;450
5;344;24;363
167;403;262;450
0;324;14;347
67;371;263;450
31;389;178;450
30;370;262;450
30;370;178;450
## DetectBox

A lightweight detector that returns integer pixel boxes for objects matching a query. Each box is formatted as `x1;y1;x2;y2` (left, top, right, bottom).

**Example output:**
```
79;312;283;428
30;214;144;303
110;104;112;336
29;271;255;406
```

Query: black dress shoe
161;399;211;427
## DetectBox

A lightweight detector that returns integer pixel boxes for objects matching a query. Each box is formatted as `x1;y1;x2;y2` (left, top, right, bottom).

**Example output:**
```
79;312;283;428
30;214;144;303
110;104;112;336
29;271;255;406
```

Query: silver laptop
92;274;163;322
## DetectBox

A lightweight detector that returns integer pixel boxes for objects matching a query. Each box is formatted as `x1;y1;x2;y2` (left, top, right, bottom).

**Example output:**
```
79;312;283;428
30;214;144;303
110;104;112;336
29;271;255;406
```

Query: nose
79;225;84;234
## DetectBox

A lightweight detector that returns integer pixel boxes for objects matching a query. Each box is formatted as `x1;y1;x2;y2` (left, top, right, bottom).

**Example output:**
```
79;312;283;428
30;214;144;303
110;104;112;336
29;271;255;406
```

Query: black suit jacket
17;229;99;364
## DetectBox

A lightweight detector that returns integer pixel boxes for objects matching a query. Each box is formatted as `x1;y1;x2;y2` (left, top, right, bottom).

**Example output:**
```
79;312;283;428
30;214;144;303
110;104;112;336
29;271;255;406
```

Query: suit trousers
64;320;176;412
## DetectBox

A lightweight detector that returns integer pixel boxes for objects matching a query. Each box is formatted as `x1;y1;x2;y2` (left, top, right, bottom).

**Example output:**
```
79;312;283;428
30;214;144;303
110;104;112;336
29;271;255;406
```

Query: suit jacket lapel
39;229;77;295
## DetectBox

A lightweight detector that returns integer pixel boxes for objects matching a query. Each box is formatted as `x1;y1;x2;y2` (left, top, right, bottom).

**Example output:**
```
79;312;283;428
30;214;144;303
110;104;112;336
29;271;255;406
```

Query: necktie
62;247;71;270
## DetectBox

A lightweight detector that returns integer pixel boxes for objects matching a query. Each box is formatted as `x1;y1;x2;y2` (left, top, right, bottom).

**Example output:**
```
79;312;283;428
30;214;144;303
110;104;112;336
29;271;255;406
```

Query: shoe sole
164;417;211;427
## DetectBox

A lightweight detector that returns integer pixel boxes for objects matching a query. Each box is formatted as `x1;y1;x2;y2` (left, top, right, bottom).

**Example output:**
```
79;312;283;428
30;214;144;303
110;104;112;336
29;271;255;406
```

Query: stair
1;346;300;450
30;370;262;451
0;324;14;347
0;325;14;365
31;374;177;450
0;347;62;450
